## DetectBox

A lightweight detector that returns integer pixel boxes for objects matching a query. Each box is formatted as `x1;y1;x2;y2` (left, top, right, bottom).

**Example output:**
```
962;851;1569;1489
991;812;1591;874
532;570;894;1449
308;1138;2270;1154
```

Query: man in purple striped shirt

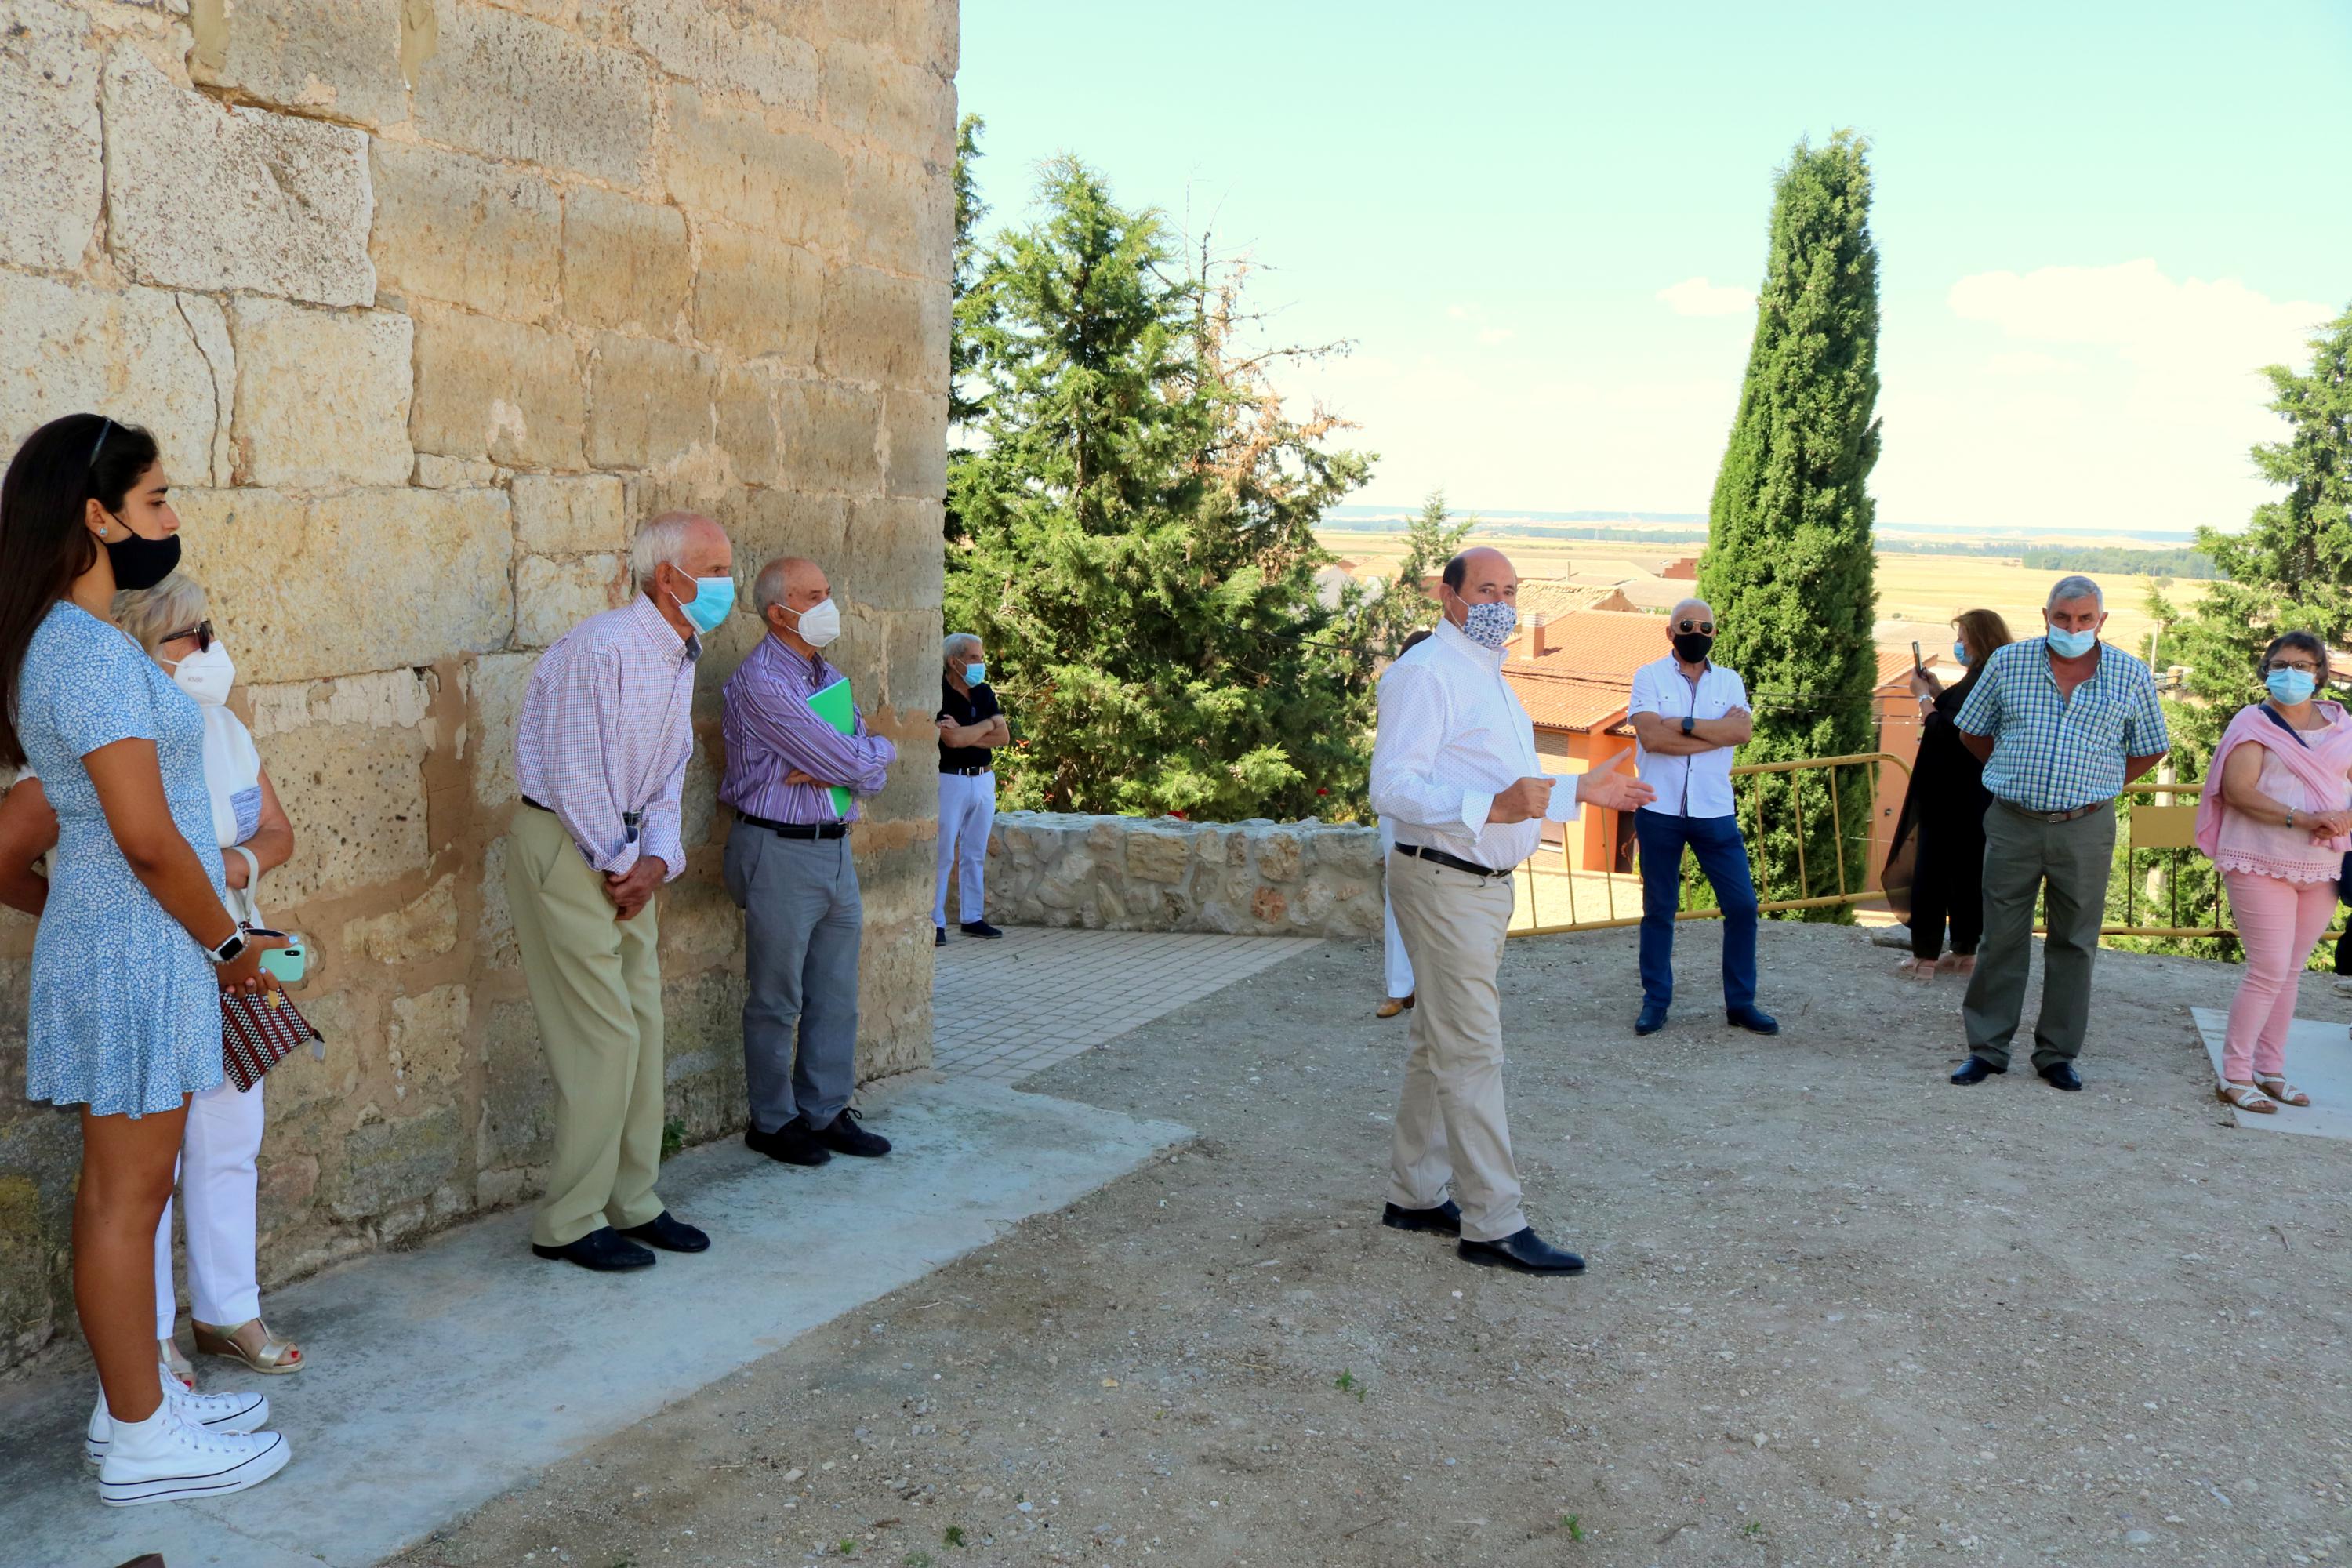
720;556;897;1167
510;512;732;1272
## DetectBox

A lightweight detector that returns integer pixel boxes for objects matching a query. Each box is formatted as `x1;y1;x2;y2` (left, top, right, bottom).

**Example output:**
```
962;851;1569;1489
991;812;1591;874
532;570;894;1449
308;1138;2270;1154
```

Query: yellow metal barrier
1512;752;1907;937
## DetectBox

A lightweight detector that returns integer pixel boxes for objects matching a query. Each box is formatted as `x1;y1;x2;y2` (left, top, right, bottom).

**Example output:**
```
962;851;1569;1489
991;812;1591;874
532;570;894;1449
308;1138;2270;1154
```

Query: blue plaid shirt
1954;638;2169;812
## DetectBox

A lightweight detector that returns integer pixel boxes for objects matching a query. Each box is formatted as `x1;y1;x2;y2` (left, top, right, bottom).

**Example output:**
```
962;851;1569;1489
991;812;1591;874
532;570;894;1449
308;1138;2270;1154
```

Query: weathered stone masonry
0;0;956;1373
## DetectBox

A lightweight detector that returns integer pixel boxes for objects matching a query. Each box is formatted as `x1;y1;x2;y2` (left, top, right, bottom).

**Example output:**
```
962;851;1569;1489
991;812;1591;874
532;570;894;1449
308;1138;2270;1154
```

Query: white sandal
2218;1080;2278;1114
2252;1073;2311;1109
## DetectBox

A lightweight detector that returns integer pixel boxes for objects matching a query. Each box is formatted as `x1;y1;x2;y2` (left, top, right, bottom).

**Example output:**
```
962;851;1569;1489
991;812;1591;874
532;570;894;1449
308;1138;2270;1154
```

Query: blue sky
956;1;2352;535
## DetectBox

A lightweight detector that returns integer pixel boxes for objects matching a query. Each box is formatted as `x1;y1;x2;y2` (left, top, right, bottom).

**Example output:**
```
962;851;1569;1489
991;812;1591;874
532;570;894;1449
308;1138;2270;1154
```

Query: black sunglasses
1676;619;1717;636
162;619;214;652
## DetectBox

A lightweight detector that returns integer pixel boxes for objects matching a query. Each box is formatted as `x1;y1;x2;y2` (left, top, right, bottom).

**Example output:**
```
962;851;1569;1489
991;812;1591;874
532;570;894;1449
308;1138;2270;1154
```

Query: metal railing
1513;752;1906;936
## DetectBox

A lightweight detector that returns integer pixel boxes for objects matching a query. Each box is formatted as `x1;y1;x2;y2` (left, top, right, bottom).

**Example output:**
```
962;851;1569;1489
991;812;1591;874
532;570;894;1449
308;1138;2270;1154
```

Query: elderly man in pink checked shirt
510;512;733;1272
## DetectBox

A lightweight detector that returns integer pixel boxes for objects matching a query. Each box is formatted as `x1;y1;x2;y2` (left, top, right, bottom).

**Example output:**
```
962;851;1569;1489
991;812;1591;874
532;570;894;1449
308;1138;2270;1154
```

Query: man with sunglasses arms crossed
1628;599;1778;1038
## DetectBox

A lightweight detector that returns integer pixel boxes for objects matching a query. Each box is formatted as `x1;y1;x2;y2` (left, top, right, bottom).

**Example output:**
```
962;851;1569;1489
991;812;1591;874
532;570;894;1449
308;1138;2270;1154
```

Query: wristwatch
205;929;249;966
1680;715;1696;736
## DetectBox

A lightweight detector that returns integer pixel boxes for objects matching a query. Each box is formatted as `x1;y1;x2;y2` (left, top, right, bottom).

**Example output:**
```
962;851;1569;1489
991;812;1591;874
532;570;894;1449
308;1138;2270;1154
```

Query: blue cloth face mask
964;662;986;685
668;575;735;635
1951;641;1969;667
1459;599;1518;651
2266;667;2318;706
2045;624;2098;659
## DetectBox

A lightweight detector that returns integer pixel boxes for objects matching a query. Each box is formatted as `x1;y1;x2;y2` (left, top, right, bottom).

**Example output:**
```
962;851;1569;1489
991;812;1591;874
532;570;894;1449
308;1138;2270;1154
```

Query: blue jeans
1635;810;1759;1012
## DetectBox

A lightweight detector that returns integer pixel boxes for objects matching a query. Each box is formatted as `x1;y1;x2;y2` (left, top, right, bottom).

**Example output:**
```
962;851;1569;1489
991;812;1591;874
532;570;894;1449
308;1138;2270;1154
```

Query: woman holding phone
1887;609;2013;979
0;414;289;1504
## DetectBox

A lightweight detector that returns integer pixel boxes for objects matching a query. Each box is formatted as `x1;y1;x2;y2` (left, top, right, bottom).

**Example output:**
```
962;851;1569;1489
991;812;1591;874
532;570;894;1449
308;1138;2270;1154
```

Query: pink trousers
2220;869;2339;1082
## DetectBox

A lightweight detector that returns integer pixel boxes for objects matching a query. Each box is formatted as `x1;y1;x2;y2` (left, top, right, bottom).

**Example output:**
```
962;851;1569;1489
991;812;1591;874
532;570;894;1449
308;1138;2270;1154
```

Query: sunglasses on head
1677;619;1716;636
163;619;213;652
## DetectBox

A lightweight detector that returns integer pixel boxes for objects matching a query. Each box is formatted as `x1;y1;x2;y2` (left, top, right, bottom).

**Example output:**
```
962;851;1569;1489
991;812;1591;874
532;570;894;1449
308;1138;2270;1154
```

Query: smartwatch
1680;714;1697;737
205;930;249;966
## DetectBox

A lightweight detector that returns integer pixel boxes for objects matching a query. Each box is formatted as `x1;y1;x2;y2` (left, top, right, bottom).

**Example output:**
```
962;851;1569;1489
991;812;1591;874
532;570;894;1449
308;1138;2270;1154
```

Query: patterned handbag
220;987;325;1094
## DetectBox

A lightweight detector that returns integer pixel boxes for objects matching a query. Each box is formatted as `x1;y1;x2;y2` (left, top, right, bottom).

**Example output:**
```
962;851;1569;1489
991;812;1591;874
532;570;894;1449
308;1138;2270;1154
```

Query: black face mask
1672;631;1714;664
101;514;180;591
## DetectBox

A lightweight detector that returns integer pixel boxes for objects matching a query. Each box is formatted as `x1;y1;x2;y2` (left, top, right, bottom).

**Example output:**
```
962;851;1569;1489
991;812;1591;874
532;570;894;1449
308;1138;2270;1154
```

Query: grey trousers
1962;800;2115;1070
723;821;862;1134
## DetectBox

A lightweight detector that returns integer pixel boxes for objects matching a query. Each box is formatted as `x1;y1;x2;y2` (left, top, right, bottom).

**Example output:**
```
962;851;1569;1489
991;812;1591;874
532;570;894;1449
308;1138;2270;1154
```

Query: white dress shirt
1370;618;1579;873
1628;654;1748;818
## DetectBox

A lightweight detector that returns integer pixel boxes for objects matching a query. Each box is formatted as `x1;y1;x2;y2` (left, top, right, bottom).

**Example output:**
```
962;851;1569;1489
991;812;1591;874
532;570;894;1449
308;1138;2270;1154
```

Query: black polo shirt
938;679;1003;772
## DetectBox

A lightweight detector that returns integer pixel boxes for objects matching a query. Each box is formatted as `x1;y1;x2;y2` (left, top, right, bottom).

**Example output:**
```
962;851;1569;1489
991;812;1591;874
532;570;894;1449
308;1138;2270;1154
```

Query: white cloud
1476;326;1514;345
1984;350;2081;377
1657;276;1756;318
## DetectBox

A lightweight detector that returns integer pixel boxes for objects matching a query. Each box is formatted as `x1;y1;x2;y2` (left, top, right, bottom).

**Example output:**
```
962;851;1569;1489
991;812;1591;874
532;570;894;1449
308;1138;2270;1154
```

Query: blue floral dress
21;601;224;1117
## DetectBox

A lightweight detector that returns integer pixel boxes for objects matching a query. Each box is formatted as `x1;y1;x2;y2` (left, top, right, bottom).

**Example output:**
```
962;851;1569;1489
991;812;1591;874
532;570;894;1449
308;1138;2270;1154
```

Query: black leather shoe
809;1107;891;1158
1381;1199;1462;1236
619;1210;709;1253
2038;1062;2083;1091
746;1120;831;1166
1459;1227;1585;1275
935;926;946;947
1950;1055;2004;1086
531;1226;656;1271
1635;1003;1668;1036
1727;1005;1780;1036
960;920;1004;939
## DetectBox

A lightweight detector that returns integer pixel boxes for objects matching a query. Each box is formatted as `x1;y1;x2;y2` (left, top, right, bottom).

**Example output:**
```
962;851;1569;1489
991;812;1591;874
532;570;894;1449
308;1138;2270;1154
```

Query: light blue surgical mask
1459;599;1518;651
964;662;986;685
2045;624;2097;659
1951;641;1969;667
2266;667;2318;706
668;574;735;635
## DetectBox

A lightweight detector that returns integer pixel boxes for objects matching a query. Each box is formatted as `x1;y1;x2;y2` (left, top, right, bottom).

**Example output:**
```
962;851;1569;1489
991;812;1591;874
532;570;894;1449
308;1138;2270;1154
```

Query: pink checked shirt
514;594;699;880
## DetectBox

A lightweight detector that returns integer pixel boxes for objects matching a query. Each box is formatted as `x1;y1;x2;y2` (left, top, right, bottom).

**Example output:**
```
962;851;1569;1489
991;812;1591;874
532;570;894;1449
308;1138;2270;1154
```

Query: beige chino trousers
1384;849;1527;1243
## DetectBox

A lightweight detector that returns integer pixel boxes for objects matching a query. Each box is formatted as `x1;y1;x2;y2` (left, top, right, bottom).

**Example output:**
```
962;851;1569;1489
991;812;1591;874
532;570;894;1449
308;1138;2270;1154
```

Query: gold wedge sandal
192;1317;305;1374
160;1334;195;1389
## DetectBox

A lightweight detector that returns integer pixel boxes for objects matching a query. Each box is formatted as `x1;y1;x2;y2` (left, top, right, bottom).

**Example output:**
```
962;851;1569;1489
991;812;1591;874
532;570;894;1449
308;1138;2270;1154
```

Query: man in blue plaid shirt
1949;575;2169;1091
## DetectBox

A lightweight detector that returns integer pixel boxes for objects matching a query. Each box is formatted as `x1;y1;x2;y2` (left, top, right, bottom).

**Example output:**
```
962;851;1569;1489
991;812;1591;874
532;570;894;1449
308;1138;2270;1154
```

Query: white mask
167;642;235;707
788;597;841;648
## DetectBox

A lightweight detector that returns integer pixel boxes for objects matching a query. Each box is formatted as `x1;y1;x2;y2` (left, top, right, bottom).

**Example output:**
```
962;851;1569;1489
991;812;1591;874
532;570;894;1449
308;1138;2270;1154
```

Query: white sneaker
85;1364;270;1465
97;1405;289;1506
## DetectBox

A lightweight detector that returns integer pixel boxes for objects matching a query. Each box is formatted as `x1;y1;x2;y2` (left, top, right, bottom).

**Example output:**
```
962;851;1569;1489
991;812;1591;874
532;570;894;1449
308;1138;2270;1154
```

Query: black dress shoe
2038;1062;2083;1091
1459;1227;1585;1275
531;1226;656;1271
1635;1003;1668;1036
619;1210;709;1253
960;920;1004;939
1950;1055;2005;1086
808;1107;891;1158
935;926;946;947
1726;1005;1780;1035
746;1120;831;1166
1381;1199;1462;1236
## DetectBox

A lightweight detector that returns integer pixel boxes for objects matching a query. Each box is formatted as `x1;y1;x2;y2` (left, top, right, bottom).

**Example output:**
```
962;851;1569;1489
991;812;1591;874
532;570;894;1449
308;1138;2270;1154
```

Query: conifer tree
1697;131;1883;916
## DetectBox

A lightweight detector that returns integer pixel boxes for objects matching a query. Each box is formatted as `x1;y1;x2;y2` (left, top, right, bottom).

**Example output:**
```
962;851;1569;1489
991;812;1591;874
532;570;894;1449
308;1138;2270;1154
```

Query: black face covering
102;517;180;591
1672;631;1714;664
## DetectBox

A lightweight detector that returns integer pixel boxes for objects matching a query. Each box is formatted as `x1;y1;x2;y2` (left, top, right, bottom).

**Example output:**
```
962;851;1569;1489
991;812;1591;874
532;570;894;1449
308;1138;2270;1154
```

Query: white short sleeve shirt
1628;655;1748;818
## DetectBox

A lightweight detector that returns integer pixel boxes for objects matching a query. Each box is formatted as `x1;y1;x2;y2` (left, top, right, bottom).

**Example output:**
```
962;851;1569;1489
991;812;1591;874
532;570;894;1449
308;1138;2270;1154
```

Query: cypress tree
1697;131;1883;917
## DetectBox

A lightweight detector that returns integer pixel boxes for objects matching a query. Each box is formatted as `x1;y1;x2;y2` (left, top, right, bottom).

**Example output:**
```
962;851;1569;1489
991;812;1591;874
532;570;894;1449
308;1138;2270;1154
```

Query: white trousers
935;770;997;927
1377;819;1415;1000
1384;848;1526;1243
154;1074;266;1337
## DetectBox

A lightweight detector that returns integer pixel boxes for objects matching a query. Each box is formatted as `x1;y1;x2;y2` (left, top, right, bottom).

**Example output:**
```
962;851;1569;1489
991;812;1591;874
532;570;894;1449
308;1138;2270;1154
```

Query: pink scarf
2194;700;2352;858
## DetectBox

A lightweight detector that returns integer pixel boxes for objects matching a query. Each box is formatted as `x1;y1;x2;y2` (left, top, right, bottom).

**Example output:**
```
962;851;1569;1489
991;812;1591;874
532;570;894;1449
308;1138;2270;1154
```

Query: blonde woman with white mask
12;572;303;1381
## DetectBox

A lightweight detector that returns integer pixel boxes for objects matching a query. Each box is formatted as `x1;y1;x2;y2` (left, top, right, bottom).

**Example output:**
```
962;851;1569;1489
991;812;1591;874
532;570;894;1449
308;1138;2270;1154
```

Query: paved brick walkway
932;925;1322;1082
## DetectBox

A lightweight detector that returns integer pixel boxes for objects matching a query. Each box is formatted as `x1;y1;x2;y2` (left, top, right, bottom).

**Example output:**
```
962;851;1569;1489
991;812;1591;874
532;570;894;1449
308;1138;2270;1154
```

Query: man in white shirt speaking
1369;547;1656;1276
1626;597;1777;1039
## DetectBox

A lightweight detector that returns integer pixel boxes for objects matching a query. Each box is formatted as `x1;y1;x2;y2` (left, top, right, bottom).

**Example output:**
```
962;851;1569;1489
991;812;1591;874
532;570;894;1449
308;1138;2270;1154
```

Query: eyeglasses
162;620;213;652
2272;660;2321;676
1676;619;1717;636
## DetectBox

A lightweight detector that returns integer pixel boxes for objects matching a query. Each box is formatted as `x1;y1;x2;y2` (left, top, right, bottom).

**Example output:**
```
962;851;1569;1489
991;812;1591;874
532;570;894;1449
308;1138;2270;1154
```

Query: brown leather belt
1998;797;2111;824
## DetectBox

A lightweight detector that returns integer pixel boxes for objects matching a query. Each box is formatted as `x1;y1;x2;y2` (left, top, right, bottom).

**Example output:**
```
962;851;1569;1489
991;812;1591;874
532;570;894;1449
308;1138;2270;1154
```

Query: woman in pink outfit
2195;632;2352;1113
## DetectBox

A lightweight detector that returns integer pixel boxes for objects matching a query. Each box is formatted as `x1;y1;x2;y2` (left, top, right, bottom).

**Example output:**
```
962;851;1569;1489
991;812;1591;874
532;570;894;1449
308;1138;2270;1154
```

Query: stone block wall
982;814;1385;938
0;0;955;1373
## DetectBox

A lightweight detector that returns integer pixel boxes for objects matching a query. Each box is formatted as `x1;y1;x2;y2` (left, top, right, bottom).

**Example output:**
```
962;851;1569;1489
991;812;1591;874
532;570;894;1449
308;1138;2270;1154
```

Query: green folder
804;676;857;820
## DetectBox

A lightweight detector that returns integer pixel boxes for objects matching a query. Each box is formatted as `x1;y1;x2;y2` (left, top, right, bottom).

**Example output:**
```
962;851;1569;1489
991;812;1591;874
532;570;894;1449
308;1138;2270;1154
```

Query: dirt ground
391;924;2352;1568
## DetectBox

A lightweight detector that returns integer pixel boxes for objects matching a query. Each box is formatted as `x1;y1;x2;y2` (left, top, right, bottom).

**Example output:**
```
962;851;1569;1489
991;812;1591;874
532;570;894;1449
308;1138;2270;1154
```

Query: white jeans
1378;819;1415;1000
935;770;997;927
154;1075;266;1337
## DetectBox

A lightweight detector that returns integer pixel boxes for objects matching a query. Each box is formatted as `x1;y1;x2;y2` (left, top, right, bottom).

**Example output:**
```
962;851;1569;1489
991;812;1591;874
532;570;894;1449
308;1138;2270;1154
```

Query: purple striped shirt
514;595;699;879
718;635;895;824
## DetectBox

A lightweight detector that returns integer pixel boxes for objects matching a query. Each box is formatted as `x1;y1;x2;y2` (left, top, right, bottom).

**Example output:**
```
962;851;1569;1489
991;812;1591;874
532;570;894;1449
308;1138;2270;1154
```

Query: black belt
1395;843;1508;880
942;764;993;777
1997;797;2111;824
521;796;554;814
737;811;848;840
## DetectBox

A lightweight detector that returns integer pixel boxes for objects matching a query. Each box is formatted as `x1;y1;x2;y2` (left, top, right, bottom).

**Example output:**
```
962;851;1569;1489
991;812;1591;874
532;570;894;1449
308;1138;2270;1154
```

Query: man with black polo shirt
936;632;1010;945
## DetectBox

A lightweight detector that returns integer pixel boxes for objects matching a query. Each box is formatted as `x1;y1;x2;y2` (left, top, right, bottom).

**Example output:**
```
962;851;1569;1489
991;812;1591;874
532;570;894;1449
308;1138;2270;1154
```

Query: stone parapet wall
0;0;955;1372
982;814;1384;938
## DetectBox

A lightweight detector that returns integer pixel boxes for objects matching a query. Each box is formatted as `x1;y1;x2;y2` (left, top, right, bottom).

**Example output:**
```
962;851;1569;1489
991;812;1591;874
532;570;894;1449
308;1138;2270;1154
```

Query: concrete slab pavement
0;1079;1189;1568
2192;1005;2352;1138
